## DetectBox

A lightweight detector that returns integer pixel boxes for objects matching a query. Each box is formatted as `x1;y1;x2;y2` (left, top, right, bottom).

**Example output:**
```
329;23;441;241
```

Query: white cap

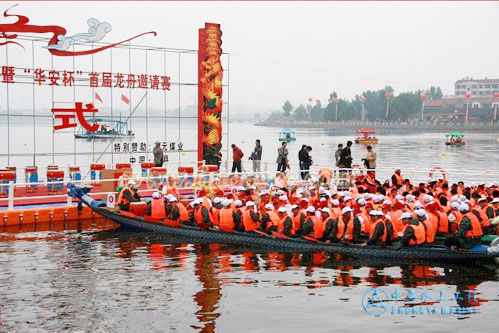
222;199;231;207
355;194;363;201
277;190;285;195
383;200;392;206
394;167;401;171
265;203;274;210
321;207;331;214
278;207;287;213
213;197;222;204
491;198;499;204
395;194;404;201
451;195;459;203
194;198;203;205
369;210;378;216
416;209;427;217
234;200;243;207
170;196;178;203
399;212;412;220
337;192;345;197
423;194;433;203
128;179;136;186
279;195;288;201
291;204;299;209
320;197;326;202
295;193;303;199
341;206;353;214
152;191;160;199
344;196;352;202
358;198;366;206
319;188;325;194
376;210;385;216
161;186;167;195
246;201;255;207
459;203;470;213
306;206;316;213
373;195;383;203
450;202;460;210
477;197;487;203
448;213;456;223
459;195;467;202
406;194;415;202
414;201;424;209
332;199;340;206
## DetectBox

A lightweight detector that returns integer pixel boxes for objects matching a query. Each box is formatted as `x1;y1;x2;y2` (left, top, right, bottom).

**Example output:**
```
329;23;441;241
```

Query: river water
1;123;499;331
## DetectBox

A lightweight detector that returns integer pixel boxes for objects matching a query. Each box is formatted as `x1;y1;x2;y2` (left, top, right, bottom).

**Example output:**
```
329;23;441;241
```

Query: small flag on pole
95;92;103;103
121;94;130;105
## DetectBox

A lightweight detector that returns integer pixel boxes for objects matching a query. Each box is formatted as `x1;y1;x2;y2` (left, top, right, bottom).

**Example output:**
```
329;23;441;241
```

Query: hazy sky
2;1;499;110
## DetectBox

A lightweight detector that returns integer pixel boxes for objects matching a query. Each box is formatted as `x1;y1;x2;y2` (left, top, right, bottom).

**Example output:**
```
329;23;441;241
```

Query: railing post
8;181;14;211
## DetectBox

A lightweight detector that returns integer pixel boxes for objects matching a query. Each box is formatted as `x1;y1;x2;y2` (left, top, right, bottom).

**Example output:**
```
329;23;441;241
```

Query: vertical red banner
198;23;223;168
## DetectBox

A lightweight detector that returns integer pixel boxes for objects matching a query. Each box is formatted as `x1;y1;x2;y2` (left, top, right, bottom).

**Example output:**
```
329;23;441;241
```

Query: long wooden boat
67;184;499;264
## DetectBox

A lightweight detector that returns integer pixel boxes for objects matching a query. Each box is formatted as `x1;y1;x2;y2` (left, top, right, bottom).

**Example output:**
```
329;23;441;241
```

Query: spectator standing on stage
231;144;244;173
250;139;263;173
276;142;288;172
365;145;377;178
335;143;343;166
153;141;164;167
339;140;353;169
298;144;310;180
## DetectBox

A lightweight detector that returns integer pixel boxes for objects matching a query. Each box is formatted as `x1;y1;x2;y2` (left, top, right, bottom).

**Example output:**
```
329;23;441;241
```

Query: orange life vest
266;211;280;230
462;212;483;238
150;198;166;219
194;206;212;228
436;211;449;234
427;213;439;234
343;216;355;241
242;210;259;232
421;218;435;243
486;204;497;219
451;210;463;233
403;223;426;245
334;217;345;240
211;207;221;226
278;215;295;235
393;173;404;187
474;207;490;227
388;210;403;233
219;207;235;232
369;219;386;242
174;202;189;222
201;197;211;210
117;187;135;206
292;212;304;231
331;207;341;219
309;215;324;239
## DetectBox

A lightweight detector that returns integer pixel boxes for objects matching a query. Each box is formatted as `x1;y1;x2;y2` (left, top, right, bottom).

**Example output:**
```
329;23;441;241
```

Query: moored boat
355;128;378;144
67;183;499;264
445;131;465;146
75;118;134;140
278;129;296;142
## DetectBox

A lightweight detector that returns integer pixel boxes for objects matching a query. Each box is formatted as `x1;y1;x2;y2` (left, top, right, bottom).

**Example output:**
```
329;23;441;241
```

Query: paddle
271;231;288;239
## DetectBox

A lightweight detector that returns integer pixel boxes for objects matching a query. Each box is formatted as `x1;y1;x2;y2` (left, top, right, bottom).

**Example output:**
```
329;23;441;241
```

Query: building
455;78;499;98
423;97;498;122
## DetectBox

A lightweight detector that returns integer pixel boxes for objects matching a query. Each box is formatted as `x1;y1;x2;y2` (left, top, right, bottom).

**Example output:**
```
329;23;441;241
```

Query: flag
121;94;130;105
94;92;103;103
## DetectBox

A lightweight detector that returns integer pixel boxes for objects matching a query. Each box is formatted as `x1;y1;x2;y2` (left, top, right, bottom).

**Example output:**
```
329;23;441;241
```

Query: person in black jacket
339;141;353;169
298;145;310;180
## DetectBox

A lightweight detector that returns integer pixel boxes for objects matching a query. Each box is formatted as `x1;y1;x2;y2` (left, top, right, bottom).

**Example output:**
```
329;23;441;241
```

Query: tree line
275;86;443;122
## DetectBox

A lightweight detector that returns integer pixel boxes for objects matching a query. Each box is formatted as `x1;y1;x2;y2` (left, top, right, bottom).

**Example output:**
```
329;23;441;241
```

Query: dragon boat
67;183;499;265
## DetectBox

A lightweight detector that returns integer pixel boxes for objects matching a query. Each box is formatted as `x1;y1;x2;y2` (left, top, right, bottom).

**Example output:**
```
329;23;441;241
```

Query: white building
454;78;499;98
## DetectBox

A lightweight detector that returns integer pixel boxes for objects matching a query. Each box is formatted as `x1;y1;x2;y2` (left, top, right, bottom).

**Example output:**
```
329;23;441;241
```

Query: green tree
282;100;293;117
293;104;308;120
427;86;443;100
390;92;421;121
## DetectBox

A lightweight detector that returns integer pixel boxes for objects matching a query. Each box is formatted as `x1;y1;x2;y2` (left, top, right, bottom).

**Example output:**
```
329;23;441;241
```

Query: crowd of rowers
116;172;499;249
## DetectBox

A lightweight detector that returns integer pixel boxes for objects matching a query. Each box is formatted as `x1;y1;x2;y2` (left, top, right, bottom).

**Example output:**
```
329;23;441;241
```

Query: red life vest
421;218;435;243
462;212;483;238
242;210;259;232
292;212;303;231
219;207;235;232
266;211;280;230
117;186;135;206
150;198;166;219
474;207;490;227
194;206;212;229
393;173;404;187
308;215;324;239
211;207;221;226
403;223;426;245
388;210;403;233
436;211;449;234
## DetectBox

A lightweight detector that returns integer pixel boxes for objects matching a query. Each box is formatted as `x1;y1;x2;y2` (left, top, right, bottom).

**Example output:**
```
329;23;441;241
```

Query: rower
219;199;236;233
416;209;435;245
242;201;259;232
260;203;280;233
326;206;351;243
342;206;362;243
448;201;462;232
291;204;305;234
233;200;245;231
472;197;492;234
365;210;387;246
211;197;223;227
277;207;295;236
399;212;426;247
391;167;404;189
169;196;190;224
320;207;335;242
299;206;319;238
192;198;213;229
445;203;483;248
147;191;166;219
117;179;141;211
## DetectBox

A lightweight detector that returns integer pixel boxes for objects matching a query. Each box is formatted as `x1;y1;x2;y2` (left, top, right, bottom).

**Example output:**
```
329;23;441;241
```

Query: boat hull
355;138;378;144
75;134;135;139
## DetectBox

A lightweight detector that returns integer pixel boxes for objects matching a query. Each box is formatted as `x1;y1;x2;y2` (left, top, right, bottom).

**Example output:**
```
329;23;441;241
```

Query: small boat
445;131;465;146
278;129;296;142
75;118;134;140
67;183;499;264
355;128;378;144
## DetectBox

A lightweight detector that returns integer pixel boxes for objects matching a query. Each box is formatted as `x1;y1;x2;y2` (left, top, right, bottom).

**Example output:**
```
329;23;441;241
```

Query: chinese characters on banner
1;66;171;90
113;141;184;165
51;102;99;131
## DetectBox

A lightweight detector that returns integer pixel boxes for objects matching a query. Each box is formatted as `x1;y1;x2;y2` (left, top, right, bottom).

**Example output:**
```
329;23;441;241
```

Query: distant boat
75;118;134;139
278;129;296;142
355;128;378;144
445;131;465;146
